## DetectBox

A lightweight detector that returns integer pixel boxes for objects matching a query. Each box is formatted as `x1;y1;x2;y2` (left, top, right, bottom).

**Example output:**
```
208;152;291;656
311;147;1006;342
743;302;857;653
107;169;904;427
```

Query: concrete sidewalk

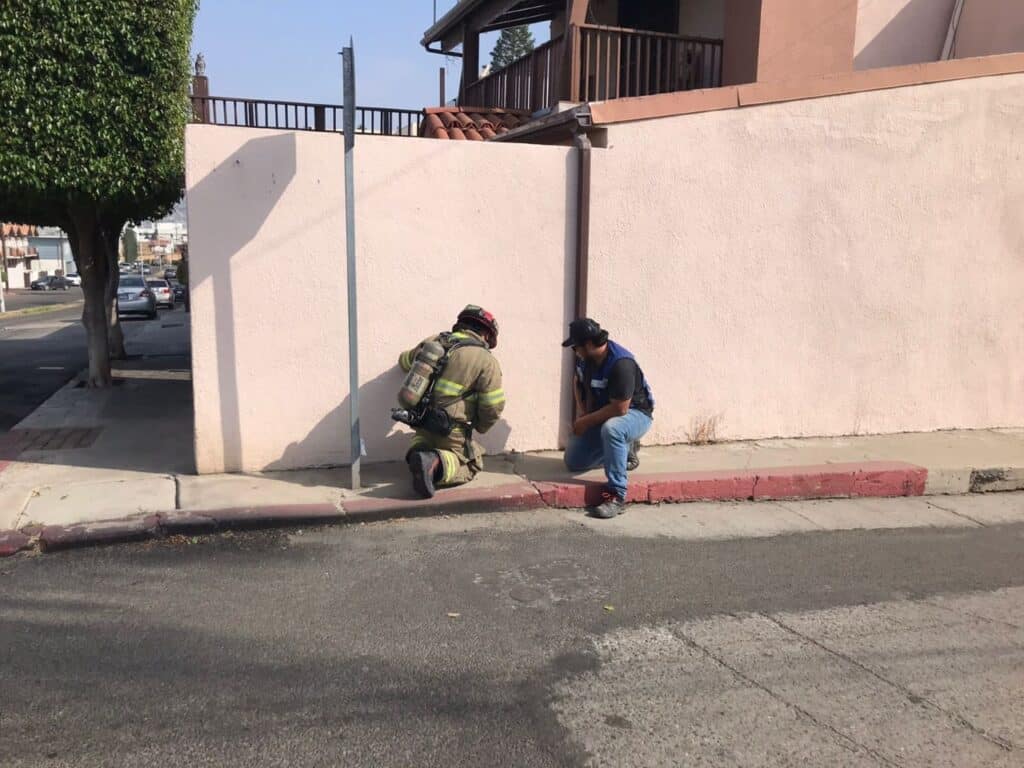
1;354;1023;556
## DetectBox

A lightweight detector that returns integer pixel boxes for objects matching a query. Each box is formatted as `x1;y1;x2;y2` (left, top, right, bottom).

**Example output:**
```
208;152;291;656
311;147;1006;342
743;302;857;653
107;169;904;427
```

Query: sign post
342;40;361;490
0;230;7;314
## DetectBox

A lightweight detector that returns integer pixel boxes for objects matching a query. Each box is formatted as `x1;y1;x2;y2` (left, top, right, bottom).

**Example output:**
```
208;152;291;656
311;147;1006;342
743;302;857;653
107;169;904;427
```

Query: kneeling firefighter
394;305;506;498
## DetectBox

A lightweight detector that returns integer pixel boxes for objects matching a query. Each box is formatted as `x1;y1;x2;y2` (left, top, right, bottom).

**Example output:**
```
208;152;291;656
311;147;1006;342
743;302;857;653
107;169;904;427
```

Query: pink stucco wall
854;0;956;70
187;70;1024;473
755;0;858;81
954;0;1024;59
590;72;1024;446
186;126;575;473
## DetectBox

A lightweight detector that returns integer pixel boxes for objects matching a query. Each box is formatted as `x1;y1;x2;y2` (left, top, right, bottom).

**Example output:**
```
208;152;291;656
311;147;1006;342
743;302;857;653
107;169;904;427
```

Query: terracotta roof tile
1;223;37;237
420;107;531;141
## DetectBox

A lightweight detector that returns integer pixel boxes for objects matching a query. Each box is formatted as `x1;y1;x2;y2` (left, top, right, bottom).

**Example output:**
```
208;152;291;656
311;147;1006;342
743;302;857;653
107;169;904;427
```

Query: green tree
490;26;535;70
122;227;139;264
0;0;198;386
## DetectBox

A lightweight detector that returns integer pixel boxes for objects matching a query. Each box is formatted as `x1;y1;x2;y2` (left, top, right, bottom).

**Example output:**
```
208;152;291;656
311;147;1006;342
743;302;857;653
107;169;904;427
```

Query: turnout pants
408;427;485;487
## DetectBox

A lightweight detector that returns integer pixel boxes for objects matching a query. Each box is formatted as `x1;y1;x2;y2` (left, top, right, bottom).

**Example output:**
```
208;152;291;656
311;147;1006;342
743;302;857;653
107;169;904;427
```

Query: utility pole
343;40;362;490
0;228;7;314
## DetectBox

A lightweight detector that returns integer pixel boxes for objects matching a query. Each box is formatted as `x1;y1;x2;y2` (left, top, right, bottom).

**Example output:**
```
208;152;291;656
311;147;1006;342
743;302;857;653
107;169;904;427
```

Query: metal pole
0;229;7;314
343;40;362;490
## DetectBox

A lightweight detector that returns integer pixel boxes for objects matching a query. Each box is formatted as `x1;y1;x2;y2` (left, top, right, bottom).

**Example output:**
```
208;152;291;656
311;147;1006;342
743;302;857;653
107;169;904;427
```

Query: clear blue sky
191;0;506;109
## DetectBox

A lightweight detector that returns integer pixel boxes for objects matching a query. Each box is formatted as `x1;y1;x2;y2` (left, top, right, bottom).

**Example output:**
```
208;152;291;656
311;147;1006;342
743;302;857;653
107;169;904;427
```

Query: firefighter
397;306;506;498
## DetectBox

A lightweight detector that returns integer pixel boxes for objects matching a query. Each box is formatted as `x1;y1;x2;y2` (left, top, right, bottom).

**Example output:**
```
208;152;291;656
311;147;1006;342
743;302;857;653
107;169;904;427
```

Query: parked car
164;268;177;281
169;280;187;303
146;279;175;309
117;276;157;319
30;276;73;291
65;273;82;287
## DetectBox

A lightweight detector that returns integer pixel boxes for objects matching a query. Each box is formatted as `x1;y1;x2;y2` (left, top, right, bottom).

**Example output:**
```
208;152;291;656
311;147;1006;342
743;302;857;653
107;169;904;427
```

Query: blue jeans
564;410;653;500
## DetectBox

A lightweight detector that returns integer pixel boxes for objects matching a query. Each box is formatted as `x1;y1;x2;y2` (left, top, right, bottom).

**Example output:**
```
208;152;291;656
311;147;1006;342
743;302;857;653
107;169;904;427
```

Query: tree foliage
490;26;535;70
122;227;139;263
0;0;198;385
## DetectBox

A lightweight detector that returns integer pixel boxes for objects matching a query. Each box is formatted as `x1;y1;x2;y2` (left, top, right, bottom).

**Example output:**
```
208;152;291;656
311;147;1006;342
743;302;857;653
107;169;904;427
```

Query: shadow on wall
189;132;298;472
270;143;578;474
856;0;955;70
558;149;578;450
267;366;514;472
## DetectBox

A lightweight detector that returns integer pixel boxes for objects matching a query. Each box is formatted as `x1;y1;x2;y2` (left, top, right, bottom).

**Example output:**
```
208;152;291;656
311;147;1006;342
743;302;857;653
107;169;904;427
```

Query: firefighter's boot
408;450;442;499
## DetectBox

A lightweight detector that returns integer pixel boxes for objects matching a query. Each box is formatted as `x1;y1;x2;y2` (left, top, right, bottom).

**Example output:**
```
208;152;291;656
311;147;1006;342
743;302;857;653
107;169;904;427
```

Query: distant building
2;223;41;288
30;227;74;277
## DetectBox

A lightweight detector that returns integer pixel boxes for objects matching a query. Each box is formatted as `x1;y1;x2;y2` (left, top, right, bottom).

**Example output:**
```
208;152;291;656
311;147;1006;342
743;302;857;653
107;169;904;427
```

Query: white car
65;273;82;287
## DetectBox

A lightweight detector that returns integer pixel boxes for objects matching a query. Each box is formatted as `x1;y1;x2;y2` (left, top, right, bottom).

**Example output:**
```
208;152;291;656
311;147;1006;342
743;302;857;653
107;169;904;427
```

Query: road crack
764;614;1015;753
924;499;988;527
669;626;900;767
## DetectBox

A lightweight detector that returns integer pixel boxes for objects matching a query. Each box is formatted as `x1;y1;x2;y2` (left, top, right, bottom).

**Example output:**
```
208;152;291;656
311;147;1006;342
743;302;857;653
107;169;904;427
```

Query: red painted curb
0;531;32;557
533;481;648;509
38;515;161;553
172;504;345;530
4;462;931;557
534;461;928;508
751;462;927;500
341;481;545;524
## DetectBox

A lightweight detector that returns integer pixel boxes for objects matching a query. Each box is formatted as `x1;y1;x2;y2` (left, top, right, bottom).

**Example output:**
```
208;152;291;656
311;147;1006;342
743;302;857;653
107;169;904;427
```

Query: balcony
189;96;423;137
461;24;723;114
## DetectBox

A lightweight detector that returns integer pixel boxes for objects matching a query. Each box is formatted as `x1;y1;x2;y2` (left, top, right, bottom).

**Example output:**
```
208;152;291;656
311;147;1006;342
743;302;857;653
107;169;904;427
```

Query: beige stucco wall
854;0;956;70
954;0;1024;59
186;126;575;473
756;0;858;80
591;72;1024;446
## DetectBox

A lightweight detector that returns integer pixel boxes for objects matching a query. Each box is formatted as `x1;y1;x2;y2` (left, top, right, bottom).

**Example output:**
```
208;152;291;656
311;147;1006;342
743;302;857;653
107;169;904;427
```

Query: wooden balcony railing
190;96;423;137
463;35;566;113
571;24;723;102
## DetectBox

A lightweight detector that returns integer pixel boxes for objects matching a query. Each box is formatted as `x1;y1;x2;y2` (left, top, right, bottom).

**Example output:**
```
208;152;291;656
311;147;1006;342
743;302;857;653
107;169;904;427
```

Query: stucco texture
186;126;575;473
854;0;956;70
590;72;1024;446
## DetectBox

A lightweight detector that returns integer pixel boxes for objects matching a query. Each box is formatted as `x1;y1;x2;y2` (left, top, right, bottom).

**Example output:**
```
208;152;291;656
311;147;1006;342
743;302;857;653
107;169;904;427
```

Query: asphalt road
1;287;83;312
0;305;187;430
3;500;1023;767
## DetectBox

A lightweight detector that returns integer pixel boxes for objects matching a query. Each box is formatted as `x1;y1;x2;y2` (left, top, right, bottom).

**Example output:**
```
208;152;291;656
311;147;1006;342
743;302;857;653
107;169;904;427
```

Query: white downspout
941;0;967;60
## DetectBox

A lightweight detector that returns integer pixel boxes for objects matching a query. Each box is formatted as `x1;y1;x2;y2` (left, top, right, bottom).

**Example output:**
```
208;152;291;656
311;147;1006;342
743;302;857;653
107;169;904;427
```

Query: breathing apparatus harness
391;332;489;437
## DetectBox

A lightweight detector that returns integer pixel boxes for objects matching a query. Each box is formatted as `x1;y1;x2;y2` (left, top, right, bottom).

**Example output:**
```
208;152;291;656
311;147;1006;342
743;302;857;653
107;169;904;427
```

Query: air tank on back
398;341;446;409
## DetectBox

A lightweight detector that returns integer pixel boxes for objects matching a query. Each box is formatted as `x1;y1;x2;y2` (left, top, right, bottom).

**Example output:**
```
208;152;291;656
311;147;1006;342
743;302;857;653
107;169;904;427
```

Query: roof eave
489;105;593;143
421;0;482;48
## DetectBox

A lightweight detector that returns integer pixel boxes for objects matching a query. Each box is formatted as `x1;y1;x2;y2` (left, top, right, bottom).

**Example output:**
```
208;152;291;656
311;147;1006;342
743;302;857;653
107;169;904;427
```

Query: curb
533;462;928;508
0;300;83;320
2;461;1022;558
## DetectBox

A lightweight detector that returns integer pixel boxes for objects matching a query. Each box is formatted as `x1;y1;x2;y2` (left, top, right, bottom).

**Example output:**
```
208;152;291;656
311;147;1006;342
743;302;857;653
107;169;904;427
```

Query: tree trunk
69;210;113;387
101;221;126;359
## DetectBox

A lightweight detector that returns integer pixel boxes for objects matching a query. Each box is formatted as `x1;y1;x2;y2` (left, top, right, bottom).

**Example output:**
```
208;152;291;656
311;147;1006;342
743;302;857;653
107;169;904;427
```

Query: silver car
117;276;157;319
147;279;175;309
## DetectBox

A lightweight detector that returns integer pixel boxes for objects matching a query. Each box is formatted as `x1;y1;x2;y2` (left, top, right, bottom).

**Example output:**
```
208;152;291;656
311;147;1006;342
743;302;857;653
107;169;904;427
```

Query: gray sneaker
627;441;640;472
589;491;626;520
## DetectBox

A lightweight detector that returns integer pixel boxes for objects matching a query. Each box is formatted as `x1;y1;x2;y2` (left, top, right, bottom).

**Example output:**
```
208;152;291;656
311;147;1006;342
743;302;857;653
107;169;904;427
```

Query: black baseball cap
562;318;606;347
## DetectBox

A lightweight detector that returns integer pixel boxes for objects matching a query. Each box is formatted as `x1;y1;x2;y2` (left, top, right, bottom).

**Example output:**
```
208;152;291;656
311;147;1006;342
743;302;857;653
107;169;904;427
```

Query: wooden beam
461;24;481;104
569;0;589;26
465;0;522;33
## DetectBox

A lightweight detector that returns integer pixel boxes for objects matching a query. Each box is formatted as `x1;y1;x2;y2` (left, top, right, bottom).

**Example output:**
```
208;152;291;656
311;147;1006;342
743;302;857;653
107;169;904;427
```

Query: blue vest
577;340;655;413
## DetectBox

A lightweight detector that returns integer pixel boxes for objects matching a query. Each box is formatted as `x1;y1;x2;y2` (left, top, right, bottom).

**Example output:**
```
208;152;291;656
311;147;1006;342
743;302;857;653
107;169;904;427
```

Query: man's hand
572;417;591;437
